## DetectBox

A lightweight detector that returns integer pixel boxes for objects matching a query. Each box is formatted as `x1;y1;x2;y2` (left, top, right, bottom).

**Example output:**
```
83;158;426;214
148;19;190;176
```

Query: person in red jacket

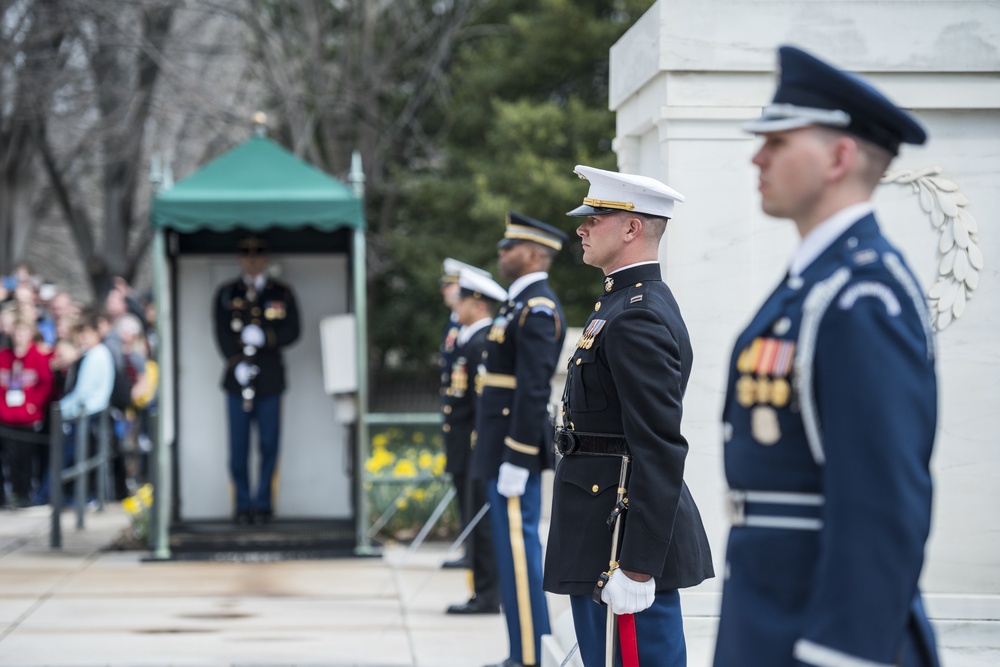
0;315;55;506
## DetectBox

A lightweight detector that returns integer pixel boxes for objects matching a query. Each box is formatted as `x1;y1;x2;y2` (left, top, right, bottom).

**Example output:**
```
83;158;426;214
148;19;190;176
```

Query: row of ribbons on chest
229;296;288;334
735;337;796;408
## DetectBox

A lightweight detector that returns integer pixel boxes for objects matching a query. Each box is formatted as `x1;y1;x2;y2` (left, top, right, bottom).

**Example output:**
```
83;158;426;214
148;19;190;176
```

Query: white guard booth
604;0;1000;650
148;136;372;558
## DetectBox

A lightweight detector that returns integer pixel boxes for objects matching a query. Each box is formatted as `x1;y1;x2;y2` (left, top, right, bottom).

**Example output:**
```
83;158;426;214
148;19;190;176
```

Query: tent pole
349;150;374;555
352;225;374;555
150;228;172;560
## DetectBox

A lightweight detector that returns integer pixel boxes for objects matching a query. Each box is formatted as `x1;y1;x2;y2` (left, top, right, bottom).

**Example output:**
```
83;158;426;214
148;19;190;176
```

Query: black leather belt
554;430;629;457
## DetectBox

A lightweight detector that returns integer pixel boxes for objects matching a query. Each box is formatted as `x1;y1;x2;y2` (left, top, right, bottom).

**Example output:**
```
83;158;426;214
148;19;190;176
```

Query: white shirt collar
507;272;547;300
243;274;266;291
790;202;873;277
608;260;658;276
457;317;492;346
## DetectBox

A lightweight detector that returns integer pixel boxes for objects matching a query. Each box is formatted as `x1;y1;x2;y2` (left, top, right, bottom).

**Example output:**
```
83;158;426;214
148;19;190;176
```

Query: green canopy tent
148;136;372;558
152;136;364;234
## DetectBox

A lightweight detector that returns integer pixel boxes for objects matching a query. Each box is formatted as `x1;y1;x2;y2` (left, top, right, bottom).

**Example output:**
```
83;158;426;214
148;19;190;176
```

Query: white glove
600;569;656;615
234;361;258;386
496;462;529;498
241;324;266;347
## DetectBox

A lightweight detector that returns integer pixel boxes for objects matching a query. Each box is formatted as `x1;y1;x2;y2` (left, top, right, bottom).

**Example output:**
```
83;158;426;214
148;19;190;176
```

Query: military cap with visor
498;211;569;252
458;267;507;303
744;45;927;156
566;165;685;219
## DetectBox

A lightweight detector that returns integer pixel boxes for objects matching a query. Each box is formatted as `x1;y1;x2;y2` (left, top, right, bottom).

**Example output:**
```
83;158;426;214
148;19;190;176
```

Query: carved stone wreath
881;167;982;331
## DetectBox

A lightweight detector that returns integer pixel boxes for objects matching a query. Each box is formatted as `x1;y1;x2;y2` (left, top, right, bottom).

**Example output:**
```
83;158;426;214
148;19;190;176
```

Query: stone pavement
0;504;995;667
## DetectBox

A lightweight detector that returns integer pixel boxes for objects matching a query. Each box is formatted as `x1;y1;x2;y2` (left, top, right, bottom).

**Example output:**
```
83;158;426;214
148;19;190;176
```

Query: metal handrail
363;412;442;426
48;405;112;549
0;423;50;444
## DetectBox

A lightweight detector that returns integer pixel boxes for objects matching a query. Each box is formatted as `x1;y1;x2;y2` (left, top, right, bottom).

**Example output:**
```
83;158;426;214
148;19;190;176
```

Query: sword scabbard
601;455;631;667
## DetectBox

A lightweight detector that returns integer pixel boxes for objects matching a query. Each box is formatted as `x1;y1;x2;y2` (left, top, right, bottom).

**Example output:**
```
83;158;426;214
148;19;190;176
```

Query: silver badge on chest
751;406;781;445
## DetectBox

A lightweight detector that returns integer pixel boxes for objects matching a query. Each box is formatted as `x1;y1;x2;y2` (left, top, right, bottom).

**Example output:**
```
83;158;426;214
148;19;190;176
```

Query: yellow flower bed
366;424;458;542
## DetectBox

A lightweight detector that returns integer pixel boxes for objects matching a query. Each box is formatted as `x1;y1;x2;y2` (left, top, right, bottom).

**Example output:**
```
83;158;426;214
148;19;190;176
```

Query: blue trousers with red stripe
570;590;685;667
487;474;551;666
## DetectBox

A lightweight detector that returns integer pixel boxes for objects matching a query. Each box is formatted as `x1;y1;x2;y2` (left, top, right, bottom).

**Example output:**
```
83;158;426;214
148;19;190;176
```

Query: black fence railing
44;406;112;548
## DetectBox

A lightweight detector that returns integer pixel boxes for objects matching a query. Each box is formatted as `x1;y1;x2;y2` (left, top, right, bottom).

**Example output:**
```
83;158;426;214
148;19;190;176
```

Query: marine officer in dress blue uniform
443;267;506;616
471;211;567;667
714;46;941;667
213;236;301;526
545;166;714;666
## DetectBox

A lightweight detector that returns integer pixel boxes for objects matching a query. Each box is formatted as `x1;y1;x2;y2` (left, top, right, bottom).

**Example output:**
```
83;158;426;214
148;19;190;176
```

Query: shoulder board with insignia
837;281;902;316
527;297;555;310
526;297;556;315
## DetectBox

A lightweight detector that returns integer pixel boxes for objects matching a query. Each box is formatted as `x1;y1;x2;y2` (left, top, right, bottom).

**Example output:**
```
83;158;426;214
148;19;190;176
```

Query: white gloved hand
496;462;529;498
234;361;258;386
241;324;266;347
600;569;656;615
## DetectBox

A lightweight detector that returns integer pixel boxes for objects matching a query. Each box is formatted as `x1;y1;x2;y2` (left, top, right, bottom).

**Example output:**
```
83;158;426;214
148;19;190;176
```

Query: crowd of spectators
0;262;157;508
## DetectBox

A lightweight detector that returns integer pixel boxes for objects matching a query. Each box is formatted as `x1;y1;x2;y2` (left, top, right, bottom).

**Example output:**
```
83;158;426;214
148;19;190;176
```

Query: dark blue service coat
470;278;564;479
213;277;300;396
442;323;488;477
715;214;940;667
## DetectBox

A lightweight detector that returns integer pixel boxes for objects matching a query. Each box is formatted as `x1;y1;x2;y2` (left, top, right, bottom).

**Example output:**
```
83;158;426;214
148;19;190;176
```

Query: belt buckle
728;490;747;527
554;429;578;455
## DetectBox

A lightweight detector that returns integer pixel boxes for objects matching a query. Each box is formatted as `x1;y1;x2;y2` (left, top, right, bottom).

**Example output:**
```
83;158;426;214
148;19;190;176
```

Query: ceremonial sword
592;454;638;667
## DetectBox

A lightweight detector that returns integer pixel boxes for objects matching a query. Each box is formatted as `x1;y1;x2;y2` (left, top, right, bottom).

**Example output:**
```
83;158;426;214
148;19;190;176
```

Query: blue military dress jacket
439;313;461;406
442;321;489;477
715;214;940;667
213;277;301;396
470;277;564;479
543;263;713;596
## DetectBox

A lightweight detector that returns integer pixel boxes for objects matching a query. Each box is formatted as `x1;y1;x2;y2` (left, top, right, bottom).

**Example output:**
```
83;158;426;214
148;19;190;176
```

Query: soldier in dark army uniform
714;46;940;667
472;212;567;667
442;267;506;616
213;236;300;526
545;165;713;667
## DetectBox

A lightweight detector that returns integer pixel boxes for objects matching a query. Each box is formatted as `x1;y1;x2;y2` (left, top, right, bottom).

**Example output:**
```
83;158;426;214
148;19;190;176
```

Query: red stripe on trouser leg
618;613;639;667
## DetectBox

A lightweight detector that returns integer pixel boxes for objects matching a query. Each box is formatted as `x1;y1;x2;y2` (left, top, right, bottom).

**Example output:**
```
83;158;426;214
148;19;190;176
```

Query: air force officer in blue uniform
545;166;714;666
472;212;567;667
714;46;940;667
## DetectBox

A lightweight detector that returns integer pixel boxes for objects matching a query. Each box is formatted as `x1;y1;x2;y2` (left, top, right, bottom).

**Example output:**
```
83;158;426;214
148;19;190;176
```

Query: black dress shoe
446;599;500;615
234;511;252;526
253;510;272;525
442;556;471;569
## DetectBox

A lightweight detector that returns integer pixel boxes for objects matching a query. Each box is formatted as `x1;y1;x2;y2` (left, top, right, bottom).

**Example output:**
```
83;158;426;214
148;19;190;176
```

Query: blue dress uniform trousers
570;591;684;667
486;474;550;666
227;392;280;514
714;215;940;667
